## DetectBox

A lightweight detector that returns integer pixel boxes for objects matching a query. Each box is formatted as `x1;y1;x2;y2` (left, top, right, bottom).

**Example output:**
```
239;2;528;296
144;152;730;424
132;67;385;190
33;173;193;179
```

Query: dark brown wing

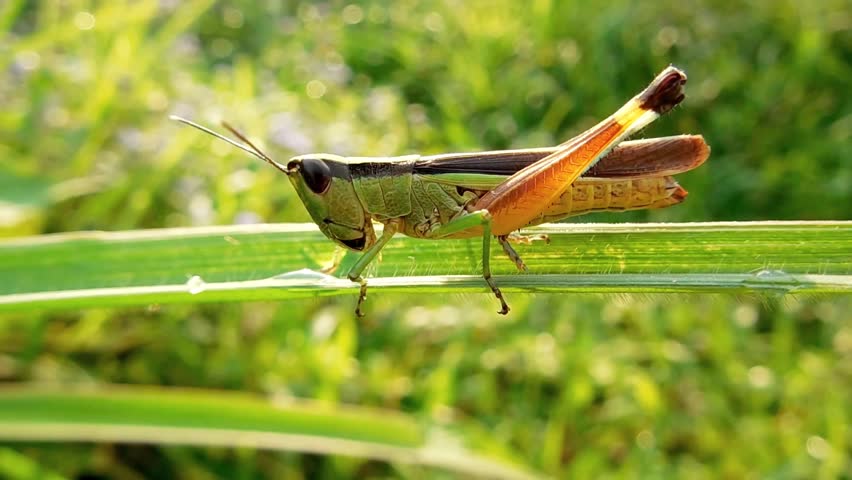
586;135;709;177
414;135;709;178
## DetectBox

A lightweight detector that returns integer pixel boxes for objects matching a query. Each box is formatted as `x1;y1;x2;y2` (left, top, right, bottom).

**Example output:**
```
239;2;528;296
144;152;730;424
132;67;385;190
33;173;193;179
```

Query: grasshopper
172;66;708;316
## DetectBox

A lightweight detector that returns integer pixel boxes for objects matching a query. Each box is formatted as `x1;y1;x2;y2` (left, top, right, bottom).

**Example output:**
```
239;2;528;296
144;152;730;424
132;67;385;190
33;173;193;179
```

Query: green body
287;145;689;252
287;153;474;252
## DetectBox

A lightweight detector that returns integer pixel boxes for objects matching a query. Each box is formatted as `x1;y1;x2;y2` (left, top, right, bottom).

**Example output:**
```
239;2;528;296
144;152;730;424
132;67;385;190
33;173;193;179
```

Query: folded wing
414;135;709;181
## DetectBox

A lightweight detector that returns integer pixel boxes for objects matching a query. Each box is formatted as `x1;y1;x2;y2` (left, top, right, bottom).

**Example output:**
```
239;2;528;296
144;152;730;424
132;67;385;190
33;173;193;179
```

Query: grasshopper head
168;116;375;252
286;154;375;252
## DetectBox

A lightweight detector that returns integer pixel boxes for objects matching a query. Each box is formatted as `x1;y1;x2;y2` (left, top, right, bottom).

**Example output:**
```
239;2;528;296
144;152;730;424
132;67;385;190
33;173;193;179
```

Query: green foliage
1;0;850;478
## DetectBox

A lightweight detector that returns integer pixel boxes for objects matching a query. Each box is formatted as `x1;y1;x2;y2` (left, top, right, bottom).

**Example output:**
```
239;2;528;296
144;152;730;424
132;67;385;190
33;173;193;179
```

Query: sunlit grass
0;221;848;312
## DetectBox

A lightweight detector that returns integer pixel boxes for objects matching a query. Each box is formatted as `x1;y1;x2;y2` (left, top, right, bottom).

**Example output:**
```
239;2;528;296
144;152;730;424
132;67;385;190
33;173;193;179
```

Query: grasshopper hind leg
506;232;550;246
498;236;528;272
499;233;550;272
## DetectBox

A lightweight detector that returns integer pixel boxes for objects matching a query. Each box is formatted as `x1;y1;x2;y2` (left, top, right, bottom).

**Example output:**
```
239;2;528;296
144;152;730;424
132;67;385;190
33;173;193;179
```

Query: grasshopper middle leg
426;209;510;315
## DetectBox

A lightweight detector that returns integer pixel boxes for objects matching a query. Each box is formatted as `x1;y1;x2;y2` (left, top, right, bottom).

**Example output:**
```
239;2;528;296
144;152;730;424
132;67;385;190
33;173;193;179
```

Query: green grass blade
0;221;849;312
0;385;539;480
0;447;69;480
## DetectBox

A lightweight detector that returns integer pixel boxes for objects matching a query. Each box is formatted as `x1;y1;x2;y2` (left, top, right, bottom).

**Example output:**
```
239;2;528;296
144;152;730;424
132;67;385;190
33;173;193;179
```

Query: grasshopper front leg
346;219;401;317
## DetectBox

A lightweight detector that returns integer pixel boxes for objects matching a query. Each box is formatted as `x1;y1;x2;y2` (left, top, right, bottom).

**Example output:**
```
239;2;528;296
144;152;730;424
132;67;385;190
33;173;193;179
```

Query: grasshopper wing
414;135;709;188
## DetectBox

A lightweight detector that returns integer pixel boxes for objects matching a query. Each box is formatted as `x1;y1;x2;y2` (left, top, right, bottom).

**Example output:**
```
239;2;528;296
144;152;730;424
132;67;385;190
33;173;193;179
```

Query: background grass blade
0;385;539;480
0;448;68;480
0;221;848;312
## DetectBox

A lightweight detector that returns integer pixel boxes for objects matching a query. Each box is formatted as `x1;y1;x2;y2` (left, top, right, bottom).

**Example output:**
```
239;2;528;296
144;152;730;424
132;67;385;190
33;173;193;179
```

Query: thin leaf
0;385;539;480
0;222;849;312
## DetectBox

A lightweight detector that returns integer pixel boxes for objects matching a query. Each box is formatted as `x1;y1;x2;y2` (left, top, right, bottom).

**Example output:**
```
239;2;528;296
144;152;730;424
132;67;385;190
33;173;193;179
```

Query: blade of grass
0;385;539;480
0;447;69;480
0;221;849;312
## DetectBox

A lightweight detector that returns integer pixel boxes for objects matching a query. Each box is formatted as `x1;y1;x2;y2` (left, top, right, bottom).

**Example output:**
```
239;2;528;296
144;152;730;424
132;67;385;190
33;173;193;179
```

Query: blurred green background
1;0;850;478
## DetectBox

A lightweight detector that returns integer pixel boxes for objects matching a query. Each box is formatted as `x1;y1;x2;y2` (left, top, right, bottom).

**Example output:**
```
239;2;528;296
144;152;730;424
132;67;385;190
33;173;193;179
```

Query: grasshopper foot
353;278;368;318
483;271;510;315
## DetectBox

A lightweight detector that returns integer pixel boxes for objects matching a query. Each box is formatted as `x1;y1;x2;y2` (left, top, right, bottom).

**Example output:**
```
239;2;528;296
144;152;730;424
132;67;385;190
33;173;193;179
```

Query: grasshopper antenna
169;115;289;174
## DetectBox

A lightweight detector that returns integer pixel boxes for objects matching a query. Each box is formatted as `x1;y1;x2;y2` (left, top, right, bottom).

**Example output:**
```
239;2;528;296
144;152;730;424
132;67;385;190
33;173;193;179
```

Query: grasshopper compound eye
291;158;332;194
